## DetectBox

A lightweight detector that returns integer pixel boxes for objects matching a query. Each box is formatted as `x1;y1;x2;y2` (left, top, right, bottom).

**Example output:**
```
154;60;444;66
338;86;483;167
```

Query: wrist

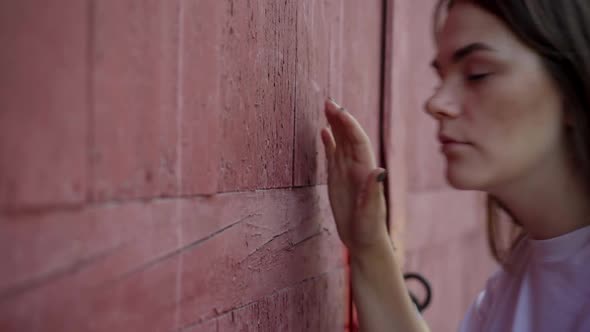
349;233;395;265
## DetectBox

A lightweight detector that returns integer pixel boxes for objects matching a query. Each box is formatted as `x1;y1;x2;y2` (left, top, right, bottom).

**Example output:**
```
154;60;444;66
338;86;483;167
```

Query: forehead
436;2;518;60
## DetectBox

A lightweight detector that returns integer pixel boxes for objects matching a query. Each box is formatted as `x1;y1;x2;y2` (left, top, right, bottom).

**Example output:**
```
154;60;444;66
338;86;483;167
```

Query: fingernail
328;97;341;108
376;171;387;182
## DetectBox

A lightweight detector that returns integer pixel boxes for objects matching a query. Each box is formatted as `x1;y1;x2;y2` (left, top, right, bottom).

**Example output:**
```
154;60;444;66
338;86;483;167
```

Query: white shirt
459;225;590;332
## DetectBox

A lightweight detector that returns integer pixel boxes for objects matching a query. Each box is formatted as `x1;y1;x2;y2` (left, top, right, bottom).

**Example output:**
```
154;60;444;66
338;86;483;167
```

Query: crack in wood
238;228;292;266
0;243;126;302
238;225;328;269
0;213;264;302
285;227;325;251
182;212;263;253
108;213;265;285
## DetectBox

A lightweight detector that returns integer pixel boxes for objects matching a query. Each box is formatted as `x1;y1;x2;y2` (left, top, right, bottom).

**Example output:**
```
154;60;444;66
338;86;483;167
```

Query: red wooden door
0;0;383;331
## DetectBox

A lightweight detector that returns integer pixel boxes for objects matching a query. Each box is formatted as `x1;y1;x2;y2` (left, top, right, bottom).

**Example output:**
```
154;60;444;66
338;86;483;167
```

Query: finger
325;97;344;113
356;168;387;209
325;98;371;146
339;111;376;165
321;127;336;164
324;99;349;150
325;99;375;164
340;110;372;146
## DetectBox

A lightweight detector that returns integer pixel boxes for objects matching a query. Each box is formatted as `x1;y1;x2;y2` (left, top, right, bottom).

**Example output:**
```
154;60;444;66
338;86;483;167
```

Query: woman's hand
320;98;390;255
321;99;430;332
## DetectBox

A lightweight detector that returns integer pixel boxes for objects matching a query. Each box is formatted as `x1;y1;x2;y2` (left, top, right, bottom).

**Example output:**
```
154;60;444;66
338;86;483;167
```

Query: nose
424;83;461;120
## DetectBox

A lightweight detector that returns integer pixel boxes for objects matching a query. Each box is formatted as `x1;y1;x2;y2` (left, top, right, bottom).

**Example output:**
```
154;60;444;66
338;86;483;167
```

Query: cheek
462;73;563;178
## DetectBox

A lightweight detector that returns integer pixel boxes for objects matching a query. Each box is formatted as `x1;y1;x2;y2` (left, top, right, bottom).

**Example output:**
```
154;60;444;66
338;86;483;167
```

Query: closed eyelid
465;64;492;74
465;52;506;68
433;59;491;79
431;42;496;71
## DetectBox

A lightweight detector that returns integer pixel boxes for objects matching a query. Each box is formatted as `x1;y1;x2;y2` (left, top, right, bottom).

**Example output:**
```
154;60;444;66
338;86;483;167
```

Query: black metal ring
403;272;432;313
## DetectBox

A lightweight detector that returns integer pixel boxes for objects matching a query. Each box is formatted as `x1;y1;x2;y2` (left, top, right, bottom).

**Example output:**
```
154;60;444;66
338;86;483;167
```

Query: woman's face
426;2;567;191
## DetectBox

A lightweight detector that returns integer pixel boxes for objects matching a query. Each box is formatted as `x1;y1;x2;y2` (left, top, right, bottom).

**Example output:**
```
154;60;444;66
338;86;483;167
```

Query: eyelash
432;72;491;91
466;73;491;82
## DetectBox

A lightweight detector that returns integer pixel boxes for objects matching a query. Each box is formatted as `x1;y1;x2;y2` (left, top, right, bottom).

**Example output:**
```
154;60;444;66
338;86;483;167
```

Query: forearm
350;237;431;332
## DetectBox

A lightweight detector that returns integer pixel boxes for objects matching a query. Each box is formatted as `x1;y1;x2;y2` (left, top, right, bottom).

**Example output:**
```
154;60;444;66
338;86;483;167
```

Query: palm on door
320;99;389;255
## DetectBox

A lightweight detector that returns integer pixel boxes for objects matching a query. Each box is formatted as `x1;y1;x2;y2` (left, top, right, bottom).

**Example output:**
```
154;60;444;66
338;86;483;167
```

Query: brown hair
434;0;590;265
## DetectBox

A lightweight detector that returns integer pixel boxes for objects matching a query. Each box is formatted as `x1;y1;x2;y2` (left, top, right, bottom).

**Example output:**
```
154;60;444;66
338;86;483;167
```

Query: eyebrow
431;42;496;71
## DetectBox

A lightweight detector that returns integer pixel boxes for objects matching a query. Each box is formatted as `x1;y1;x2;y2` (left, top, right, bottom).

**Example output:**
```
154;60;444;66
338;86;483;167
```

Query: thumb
356;168;387;209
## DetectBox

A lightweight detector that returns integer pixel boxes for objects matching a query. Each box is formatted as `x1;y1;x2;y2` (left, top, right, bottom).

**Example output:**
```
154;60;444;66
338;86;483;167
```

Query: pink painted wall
0;0;495;331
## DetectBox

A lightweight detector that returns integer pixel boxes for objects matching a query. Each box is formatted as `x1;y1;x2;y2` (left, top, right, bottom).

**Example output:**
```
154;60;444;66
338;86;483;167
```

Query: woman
321;1;590;331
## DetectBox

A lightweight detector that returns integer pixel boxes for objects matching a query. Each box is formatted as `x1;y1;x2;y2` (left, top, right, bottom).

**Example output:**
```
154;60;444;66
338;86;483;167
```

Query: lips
438;133;469;145
438;134;471;156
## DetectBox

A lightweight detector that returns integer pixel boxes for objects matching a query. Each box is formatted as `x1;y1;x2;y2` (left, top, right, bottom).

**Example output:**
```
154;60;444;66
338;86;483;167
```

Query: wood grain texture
0;0;458;330
184;269;348;332
91;0;180;201
0;0;88;210
180;0;222;195
292;0;339;187
0;187;347;331
0;199;181;332
293;0;384;187
0;200;180;303
0;254;179;332
178;186;346;327
340;0;383;165
212;0;298;192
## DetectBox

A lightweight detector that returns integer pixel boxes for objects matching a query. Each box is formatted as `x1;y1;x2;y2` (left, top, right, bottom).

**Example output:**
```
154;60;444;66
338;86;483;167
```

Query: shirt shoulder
459;239;531;332
458;268;505;332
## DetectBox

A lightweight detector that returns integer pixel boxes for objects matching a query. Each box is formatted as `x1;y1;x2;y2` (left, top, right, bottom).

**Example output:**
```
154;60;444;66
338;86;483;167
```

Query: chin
445;164;491;191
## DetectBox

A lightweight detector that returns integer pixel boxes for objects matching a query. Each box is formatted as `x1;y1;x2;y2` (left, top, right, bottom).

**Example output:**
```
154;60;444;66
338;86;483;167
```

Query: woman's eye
466;73;491;82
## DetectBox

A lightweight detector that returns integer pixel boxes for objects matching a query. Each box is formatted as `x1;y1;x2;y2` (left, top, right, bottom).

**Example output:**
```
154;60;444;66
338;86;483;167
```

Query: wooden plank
214;0;298;192
0;200;181;331
0;0;88;210
183;269;348;332
178;186;346;327
91;0;180;201
179;0;222;195
0;255;179;332
1;187;348;330
0;200;179;300
340;0;383;165
292;0;337;187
